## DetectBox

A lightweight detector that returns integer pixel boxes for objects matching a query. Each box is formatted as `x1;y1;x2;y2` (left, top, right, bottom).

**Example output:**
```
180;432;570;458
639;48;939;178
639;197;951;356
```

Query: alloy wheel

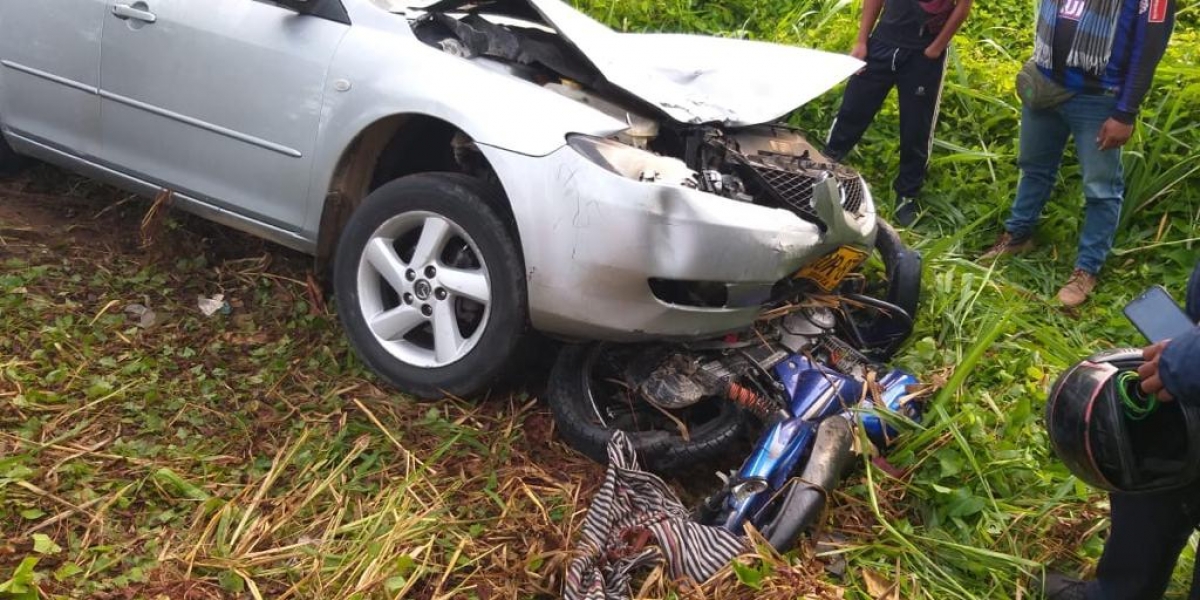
356;211;491;368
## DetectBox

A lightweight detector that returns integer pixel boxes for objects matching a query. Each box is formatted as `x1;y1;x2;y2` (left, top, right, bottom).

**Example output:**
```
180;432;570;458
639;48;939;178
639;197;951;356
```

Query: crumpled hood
527;0;863;126
420;0;864;126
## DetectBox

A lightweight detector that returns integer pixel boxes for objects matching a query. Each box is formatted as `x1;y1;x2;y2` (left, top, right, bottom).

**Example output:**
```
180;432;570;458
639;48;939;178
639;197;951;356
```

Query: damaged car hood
416;0;863;126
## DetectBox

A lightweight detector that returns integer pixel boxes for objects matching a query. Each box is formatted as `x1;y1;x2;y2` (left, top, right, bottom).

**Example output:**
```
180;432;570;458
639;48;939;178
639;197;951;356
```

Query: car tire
547;342;750;474
333;172;527;399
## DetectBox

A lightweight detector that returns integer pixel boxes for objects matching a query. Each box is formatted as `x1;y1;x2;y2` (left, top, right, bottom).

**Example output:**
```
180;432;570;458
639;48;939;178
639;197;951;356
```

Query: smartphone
1123;285;1196;343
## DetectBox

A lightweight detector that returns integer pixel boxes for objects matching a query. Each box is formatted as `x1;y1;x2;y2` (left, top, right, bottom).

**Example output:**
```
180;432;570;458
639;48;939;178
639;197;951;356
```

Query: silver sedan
0;0;878;397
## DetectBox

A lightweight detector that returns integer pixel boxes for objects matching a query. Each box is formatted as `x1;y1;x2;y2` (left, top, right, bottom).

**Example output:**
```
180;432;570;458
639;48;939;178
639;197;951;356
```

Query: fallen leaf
862;569;898;600
32;533;62;555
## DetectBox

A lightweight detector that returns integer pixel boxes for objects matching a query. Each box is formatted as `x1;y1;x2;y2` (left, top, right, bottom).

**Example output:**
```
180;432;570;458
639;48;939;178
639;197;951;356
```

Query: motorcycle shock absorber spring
725;382;778;420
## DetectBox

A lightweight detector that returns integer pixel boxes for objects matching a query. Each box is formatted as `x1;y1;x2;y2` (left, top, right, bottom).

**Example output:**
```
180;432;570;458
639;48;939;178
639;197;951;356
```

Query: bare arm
925;0;973;57
853;0;885;58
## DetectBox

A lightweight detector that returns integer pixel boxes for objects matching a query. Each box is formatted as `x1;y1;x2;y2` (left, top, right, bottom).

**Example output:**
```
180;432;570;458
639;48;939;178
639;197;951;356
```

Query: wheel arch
314;113;522;278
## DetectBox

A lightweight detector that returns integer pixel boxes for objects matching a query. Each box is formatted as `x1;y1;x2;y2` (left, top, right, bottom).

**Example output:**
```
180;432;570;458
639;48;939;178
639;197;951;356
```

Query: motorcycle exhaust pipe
760;416;855;551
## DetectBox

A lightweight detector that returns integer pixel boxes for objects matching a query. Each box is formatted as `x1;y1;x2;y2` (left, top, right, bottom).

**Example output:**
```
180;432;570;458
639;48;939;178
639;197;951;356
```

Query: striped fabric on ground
564;431;747;600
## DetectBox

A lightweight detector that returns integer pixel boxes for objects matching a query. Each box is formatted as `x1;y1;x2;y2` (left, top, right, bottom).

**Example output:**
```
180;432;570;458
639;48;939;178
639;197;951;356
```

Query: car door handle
112;3;157;23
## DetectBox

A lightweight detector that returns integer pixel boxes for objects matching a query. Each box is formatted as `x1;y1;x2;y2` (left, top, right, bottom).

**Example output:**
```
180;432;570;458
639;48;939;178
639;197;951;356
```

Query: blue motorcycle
548;232;926;552
697;347;922;549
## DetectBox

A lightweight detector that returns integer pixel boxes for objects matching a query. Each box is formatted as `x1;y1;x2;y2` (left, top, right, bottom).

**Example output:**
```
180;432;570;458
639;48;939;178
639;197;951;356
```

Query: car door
99;0;349;230
0;0;107;158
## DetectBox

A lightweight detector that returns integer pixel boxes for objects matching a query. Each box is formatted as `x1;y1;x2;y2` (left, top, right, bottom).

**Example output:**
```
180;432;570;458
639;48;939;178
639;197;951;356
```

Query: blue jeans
1004;94;1124;275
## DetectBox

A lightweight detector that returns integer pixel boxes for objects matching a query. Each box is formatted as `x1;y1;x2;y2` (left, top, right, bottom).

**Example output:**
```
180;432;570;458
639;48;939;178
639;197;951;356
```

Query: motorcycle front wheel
547;342;751;474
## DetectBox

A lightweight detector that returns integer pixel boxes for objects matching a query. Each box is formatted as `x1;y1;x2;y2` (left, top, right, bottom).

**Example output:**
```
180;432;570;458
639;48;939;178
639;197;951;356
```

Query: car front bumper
480;143;878;341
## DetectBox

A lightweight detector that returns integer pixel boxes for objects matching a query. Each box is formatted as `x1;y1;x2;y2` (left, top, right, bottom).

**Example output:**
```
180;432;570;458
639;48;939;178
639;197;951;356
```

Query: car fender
302;26;627;238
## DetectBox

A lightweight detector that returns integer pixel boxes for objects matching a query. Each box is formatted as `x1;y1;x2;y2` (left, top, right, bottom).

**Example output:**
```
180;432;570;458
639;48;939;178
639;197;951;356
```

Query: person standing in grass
981;0;1177;308
823;0;973;226
1040;262;1200;600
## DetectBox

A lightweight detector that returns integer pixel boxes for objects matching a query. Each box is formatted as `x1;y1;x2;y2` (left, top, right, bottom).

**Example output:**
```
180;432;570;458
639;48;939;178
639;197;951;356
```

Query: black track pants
825;37;947;199
1086;479;1200;599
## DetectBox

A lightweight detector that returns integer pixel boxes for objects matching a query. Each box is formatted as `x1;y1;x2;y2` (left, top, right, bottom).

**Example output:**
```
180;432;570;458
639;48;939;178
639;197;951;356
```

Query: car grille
750;160;867;222
841;176;865;214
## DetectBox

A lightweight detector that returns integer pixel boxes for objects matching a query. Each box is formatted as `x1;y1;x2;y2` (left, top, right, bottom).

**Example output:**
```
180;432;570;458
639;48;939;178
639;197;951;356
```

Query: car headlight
567;134;697;187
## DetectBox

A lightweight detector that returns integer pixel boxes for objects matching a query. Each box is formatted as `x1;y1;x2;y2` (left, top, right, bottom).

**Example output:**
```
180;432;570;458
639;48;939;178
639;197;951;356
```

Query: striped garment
1033;0;1123;76
564;431;748;600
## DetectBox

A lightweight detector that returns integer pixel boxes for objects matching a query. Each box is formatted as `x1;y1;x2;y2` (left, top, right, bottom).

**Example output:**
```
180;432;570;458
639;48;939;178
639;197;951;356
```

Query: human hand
1138;340;1176;402
1097;118;1134;151
923;44;944;59
851;42;868;61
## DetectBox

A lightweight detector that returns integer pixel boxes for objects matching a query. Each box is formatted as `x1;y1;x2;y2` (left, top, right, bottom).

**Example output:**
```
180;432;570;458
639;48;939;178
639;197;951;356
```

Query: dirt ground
0;164;293;263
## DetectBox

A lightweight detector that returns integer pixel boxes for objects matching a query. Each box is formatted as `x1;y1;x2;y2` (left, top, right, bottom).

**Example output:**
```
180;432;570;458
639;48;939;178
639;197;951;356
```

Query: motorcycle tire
838;218;922;360
874;218;922;320
547;342;750;474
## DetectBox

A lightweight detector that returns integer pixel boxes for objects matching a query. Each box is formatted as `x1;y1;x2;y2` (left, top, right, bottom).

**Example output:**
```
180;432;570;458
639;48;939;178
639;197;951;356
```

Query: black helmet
1046;348;1200;494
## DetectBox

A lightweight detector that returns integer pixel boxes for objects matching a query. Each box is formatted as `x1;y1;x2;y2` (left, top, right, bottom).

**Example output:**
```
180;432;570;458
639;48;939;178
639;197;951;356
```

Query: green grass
3;0;1200;597
0;178;600;599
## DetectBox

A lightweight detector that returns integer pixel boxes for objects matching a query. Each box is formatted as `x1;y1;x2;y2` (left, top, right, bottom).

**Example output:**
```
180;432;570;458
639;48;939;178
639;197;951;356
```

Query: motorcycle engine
638;354;732;410
779;307;837;353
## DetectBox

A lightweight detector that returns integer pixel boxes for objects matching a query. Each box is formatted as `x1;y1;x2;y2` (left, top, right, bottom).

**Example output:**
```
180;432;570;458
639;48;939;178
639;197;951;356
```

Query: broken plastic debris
197;294;231;317
123;304;158;329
